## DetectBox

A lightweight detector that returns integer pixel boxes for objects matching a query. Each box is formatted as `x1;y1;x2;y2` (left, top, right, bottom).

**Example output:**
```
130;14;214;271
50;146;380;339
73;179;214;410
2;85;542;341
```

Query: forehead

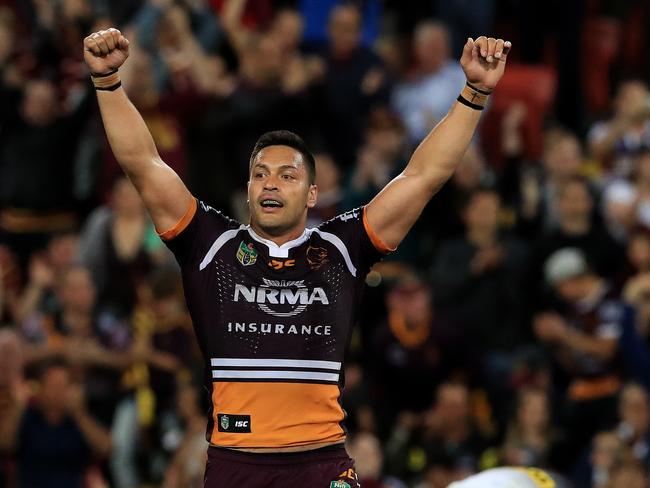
253;145;305;169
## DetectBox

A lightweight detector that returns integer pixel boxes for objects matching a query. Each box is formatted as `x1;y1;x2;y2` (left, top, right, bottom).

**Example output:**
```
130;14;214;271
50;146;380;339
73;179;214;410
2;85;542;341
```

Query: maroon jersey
159;198;388;448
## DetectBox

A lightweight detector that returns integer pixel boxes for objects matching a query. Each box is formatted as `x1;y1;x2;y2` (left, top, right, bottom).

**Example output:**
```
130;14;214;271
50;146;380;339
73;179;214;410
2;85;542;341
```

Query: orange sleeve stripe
157;196;198;241
362;207;396;254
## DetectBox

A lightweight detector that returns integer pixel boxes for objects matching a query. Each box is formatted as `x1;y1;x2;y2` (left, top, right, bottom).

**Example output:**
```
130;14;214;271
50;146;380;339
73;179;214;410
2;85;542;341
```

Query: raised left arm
366;36;511;250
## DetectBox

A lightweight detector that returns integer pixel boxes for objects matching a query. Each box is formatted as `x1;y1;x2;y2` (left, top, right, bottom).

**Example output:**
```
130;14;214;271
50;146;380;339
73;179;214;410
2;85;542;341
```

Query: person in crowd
499;111;588;239
162;383;208;488
0;77;92;266
347;432;406;488
78;176;160;319
385;383;489;484
532;176;623;284
392;21;466;146
604;149;650;239
314;3;390;167
589;79;650;177
500;387;556;468
431;187;529;359
616;383;650;469
371;273;470;416
0;359;111;488
534;248;633;468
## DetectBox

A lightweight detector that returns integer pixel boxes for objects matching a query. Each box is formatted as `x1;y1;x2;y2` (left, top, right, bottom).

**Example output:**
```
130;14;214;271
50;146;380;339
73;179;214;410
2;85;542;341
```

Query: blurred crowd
1;0;650;487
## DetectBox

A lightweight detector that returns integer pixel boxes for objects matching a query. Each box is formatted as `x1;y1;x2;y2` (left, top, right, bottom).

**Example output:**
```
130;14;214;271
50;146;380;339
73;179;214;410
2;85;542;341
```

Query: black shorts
204;445;360;488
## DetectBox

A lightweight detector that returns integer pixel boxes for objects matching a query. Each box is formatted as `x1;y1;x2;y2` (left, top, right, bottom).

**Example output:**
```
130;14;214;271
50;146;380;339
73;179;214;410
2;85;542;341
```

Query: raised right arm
83;29;193;234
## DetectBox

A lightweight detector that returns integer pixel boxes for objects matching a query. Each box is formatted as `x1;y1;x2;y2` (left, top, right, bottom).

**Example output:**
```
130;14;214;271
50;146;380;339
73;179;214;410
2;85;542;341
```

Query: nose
263;175;279;191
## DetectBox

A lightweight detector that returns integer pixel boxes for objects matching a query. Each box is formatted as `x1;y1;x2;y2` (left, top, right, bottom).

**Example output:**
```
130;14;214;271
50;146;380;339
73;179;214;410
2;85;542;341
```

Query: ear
307;184;318;209
246;180;251;203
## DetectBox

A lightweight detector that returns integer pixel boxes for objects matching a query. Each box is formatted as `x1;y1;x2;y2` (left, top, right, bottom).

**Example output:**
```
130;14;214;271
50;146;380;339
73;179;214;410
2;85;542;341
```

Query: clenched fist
83;28;130;75
460;36;511;92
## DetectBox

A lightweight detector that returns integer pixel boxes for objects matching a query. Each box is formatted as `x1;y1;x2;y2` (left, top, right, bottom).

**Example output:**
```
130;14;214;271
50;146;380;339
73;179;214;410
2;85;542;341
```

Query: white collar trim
246;226;312;258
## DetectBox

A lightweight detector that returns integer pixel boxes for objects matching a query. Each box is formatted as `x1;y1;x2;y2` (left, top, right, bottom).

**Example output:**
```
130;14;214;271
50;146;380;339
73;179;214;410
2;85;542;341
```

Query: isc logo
235;420;249;428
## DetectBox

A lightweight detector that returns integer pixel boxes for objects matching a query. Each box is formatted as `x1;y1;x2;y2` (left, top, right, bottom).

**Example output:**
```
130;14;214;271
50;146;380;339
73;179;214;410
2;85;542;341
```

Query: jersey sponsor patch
236;241;258;266
217;414;251;433
268;259;295;270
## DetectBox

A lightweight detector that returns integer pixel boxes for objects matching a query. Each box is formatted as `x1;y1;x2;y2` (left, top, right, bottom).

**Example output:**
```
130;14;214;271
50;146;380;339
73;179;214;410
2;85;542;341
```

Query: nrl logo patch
330;482;351;488
236;241;258;266
220;415;229;430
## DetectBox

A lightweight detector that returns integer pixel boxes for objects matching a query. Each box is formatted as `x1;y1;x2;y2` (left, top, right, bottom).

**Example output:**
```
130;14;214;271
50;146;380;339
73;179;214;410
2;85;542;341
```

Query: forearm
0;402;23;450
16;284;45;323
561;330;618;360
73;410;112;457
590;120;627;161
147;350;180;372
96;87;161;184
404;101;481;189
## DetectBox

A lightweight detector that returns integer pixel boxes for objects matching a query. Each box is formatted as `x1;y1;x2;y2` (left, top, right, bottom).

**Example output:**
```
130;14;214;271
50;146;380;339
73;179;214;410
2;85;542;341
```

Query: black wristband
457;94;484;111
466;81;492;95
91;68;119;78
95;81;122;91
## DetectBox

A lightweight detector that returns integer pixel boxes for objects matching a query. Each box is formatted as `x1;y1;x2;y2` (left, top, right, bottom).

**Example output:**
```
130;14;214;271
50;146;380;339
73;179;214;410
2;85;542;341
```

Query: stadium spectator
385;383;488;484
314;3;390;167
500;387;556;468
616;383;650;468
535;248;632;468
604;150;650;239
371;273;470;415
589;79;650;178
431;187;529;355
392;21;465;146
0;359;111;488
77;176;159;319
532;176;623;284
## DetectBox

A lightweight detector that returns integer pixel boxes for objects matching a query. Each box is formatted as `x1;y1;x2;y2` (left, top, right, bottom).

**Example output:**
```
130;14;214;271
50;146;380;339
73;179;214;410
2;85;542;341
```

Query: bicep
130;157;194;235
365;168;449;250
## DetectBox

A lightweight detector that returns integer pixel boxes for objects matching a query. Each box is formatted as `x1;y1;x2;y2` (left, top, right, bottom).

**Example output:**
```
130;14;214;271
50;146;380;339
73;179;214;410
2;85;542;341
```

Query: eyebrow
252;163;300;172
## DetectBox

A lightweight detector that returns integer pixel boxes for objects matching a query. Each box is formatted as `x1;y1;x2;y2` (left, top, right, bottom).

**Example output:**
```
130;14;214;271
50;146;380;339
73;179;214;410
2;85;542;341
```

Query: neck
468;227;496;247
561;218;590;235
582;278;604;303
250;222;306;246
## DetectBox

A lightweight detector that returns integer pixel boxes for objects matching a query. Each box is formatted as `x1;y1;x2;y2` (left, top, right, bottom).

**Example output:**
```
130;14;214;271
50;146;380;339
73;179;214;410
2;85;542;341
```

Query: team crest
237;241;258;266
220;415;230;430
307;245;328;270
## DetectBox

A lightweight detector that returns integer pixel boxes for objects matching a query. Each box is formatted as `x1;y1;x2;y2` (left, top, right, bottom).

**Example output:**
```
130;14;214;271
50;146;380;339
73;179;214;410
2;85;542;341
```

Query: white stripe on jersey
210;358;341;370
211;370;340;382
199;226;246;270
311;229;357;277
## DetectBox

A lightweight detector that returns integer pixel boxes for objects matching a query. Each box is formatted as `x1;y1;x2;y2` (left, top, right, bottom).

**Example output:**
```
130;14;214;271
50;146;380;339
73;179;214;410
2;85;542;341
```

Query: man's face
543;135;582;177
21;80;58;126
247;145;317;237
559;181;592;222
414;25;449;73
328;5;361;56
464;192;499;232
39;366;71;413
556;275;588;303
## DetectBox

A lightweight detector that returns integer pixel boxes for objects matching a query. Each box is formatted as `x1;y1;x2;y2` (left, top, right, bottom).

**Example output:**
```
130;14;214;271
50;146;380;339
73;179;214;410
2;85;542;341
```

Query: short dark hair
250;130;316;184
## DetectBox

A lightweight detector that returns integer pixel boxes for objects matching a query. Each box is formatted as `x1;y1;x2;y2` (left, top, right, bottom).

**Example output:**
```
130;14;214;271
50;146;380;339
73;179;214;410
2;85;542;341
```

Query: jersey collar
246;225;312;258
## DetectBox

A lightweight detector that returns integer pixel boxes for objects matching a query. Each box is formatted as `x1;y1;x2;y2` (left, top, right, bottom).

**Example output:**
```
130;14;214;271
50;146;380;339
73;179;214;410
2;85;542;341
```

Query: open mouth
260;199;284;209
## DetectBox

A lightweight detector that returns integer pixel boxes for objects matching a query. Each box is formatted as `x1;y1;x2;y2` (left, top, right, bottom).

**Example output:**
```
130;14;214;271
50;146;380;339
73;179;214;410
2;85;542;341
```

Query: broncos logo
307;246;329;270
